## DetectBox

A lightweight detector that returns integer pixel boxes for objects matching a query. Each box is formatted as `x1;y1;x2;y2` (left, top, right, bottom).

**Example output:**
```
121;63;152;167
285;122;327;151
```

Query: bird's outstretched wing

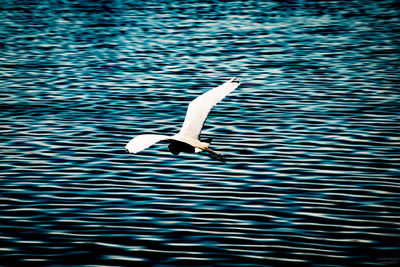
178;77;240;138
125;134;171;154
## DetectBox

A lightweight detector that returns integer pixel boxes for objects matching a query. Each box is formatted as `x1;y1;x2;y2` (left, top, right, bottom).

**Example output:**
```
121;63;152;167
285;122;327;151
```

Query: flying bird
125;77;240;161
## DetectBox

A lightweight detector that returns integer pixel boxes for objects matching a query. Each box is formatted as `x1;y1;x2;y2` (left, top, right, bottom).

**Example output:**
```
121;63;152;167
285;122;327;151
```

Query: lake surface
1;0;399;266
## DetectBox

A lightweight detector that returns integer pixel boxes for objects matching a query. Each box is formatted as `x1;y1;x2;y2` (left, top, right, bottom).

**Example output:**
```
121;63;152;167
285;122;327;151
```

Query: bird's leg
202;147;219;156
202;147;225;162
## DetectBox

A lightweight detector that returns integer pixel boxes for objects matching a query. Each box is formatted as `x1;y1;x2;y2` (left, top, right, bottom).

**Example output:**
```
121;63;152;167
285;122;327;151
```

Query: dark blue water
1;1;400;266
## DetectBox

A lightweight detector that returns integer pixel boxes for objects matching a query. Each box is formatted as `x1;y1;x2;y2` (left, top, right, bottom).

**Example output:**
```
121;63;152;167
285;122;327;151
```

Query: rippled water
1;1;400;266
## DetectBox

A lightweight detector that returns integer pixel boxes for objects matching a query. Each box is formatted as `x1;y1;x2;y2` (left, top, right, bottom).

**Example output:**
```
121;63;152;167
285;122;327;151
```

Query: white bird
125;77;240;161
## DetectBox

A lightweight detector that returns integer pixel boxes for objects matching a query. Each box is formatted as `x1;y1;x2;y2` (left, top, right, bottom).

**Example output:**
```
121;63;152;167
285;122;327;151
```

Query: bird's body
125;77;240;160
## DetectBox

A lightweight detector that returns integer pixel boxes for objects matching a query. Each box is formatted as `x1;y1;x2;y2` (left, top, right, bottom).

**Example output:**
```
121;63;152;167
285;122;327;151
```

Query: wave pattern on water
1;0;400;266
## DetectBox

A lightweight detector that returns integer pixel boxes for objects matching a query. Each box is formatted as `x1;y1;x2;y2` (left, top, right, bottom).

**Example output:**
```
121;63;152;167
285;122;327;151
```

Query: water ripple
1;0;400;266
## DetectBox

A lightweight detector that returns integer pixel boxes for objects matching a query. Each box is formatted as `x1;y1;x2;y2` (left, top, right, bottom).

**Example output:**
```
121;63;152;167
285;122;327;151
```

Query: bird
125;77;240;161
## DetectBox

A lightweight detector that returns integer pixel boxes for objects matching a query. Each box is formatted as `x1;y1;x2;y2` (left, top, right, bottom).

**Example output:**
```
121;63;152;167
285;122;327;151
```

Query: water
1;0;399;266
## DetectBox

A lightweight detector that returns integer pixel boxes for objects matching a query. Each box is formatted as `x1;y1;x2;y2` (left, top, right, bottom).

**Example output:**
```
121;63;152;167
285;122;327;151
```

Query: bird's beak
231;77;240;83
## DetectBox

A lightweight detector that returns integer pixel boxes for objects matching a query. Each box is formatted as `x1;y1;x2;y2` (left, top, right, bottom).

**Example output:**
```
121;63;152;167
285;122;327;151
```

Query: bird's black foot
200;150;225;163
216;154;226;163
209;152;226;163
